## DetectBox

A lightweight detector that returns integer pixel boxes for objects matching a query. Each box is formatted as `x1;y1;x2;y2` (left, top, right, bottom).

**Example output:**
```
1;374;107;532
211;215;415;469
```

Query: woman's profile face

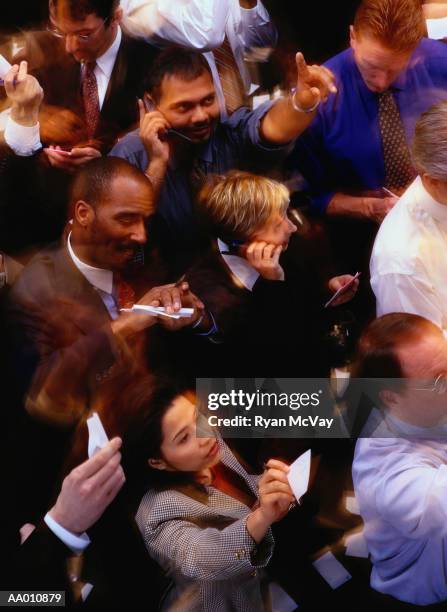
153;395;220;472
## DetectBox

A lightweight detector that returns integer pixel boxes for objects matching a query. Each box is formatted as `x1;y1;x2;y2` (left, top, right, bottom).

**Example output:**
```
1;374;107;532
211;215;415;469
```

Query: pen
383;187;398;198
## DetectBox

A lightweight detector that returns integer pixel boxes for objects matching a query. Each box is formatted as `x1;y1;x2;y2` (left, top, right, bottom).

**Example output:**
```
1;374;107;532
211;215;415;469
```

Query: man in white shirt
120;0;277;116
353;312;447;606
370;101;447;336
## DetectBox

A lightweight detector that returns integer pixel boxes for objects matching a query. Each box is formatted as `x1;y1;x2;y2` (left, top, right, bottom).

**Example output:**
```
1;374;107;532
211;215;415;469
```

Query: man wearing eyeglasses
3;0;158;170
352;313;447;606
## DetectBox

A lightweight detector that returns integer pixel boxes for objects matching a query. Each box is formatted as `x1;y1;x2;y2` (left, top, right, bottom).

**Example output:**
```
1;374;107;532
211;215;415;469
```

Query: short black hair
50;0;119;22
70;156;149;209
144;46;212;102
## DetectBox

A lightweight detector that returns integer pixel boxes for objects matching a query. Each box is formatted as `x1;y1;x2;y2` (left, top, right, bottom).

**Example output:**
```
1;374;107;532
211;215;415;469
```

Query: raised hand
293;52;337;112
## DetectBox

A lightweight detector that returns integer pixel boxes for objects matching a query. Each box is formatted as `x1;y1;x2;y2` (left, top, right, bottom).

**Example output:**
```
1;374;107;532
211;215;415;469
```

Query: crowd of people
2;0;447;609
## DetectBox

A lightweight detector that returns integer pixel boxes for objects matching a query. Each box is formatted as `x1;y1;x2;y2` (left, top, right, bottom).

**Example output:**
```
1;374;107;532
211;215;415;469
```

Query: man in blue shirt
289;0;447;223
109;46;336;270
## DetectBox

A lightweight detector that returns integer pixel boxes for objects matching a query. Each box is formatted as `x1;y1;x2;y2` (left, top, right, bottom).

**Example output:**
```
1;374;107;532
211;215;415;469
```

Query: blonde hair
412;101;447;180
198;171;290;241
354;0;426;52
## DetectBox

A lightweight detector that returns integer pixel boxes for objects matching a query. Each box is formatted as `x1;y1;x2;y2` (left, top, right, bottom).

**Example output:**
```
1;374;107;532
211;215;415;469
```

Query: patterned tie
81;61;100;139
213;36;247;114
113;273;136;310
378;91;416;191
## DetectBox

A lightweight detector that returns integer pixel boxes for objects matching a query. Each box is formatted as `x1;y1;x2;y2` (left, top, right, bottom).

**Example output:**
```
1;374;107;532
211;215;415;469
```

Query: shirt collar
414;176;447;224
67;233;114;294
218;238;260;291
95;26;122;79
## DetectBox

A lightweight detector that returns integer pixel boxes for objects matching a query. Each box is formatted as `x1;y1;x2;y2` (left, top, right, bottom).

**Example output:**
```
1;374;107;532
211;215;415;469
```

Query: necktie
378;91;416;191
213;36;247;114
113;273;136;310
81;61;100;139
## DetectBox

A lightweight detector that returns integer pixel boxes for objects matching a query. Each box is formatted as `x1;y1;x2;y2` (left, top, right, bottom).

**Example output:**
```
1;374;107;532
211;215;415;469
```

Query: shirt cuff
312;192;335;215
44;513;91;554
4;116;42;156
240;2;270;26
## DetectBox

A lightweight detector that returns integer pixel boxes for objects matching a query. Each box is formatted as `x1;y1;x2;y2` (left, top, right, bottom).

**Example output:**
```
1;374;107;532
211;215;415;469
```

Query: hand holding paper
0;54;12;83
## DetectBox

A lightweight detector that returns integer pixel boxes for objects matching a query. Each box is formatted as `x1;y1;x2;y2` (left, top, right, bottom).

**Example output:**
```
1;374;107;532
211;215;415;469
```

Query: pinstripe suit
136;439;274;611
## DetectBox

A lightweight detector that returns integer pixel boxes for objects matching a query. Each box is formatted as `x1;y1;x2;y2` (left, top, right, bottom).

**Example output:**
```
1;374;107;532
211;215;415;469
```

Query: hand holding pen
4;61;43;127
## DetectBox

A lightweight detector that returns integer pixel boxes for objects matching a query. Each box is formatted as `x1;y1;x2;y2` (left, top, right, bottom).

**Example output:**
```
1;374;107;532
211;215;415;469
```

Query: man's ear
74;200;94;228
113;7;123;25
148;457;167;471
349;25;357;48
379;388;400;408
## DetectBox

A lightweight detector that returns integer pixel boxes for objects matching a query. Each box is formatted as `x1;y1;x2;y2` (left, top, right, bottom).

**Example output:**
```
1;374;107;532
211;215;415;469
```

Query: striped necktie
213;36;247;114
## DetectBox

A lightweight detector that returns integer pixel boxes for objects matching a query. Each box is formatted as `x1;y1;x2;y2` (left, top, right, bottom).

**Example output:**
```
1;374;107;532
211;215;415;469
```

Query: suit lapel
52;246;112;335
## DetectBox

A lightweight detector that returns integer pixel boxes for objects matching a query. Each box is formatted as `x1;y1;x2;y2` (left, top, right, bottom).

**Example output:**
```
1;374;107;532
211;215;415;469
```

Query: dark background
1;1;360;63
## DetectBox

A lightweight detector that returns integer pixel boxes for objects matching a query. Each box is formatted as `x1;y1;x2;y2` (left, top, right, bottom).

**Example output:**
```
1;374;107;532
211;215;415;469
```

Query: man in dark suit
0;0;158;257
7;436;164;608
5;0;159;161
3;156;209;535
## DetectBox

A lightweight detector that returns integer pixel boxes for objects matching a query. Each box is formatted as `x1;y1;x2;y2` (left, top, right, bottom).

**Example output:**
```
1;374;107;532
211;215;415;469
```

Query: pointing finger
296;52;310;80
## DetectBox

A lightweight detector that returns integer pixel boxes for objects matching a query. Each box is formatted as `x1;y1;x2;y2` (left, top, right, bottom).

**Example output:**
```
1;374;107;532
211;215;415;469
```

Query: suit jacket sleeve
136;490;274;581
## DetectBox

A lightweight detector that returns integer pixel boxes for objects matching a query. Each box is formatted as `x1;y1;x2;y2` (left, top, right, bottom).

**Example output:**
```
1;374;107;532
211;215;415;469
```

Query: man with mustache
4;156;208;528
110;46;336;272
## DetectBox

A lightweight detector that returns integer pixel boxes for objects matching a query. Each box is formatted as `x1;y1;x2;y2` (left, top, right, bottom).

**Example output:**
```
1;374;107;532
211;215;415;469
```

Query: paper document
287;449;311;503
345;530;369;559
0;55;12;81
345;494;360;515
269;581;298;612
121;305;194;319
87;412;109;458
427;17;447;40
313;552;352;589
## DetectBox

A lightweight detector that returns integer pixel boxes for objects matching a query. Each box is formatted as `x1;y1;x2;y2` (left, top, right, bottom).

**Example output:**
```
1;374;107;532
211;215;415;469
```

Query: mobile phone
220;239;245;255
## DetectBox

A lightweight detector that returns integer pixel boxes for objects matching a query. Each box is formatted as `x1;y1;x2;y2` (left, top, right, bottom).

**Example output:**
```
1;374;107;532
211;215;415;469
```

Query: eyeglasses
46;17;107;42
412;373;447;394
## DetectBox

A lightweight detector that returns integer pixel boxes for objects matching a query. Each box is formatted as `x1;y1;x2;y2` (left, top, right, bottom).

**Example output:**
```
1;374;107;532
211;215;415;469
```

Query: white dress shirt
218;238;259;290
44;512;91;555
67;234;119;319
370;176;447;336
120;0;277;115
3;28;122;156
353;408;447;605
95;26;122;109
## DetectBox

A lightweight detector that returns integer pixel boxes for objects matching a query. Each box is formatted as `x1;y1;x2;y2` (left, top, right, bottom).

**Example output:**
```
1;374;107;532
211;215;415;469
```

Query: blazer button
250;570;257;577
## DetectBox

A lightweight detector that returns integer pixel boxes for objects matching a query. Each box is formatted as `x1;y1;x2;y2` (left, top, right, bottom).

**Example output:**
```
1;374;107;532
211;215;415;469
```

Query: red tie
81;61;100;139
113;273;136;310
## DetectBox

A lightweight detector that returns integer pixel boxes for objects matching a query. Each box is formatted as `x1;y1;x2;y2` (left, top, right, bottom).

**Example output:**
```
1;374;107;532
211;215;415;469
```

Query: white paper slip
313;551;352;589
87;412;109;458
345;530;369;559
287;449;311;503
121;305;194;319
0;54;12;80
269;582;298;612
345;494;360;515
427;17;447;40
